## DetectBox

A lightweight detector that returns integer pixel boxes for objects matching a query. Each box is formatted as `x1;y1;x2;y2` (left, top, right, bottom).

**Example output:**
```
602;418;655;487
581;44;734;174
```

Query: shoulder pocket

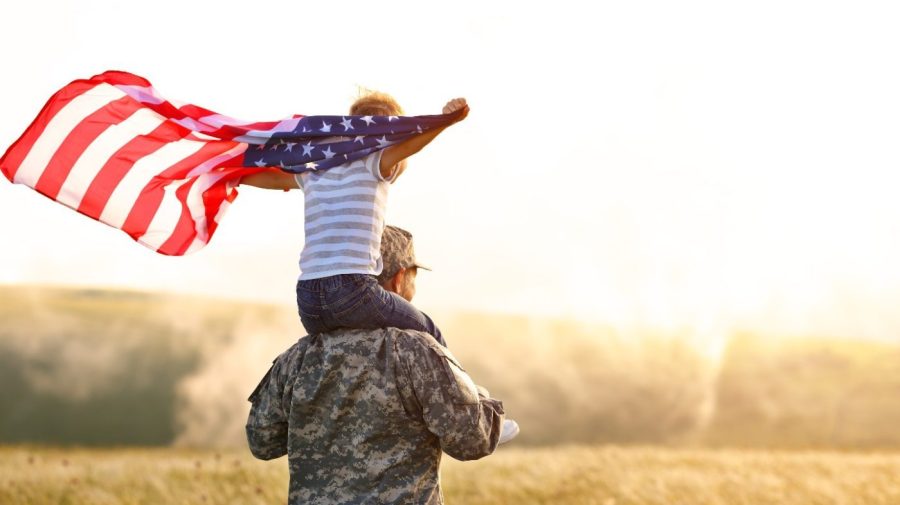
247;363;275;403
429;346;480;406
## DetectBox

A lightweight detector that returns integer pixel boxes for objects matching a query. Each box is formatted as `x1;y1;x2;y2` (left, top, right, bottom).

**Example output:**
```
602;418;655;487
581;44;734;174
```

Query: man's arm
240;168;299;191
246;342;307;460
397;335;504;461
379;98;469;180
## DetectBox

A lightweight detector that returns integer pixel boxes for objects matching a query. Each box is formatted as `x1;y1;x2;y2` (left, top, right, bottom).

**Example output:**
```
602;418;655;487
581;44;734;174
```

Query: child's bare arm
379;98;468;180
240;169;299;190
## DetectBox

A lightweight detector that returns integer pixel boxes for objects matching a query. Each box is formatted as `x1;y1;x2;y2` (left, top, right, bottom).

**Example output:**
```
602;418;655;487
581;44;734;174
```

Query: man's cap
379;225;430;283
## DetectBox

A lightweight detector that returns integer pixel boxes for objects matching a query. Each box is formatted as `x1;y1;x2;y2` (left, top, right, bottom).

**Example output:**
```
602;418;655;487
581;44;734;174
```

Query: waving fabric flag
0;71;459;256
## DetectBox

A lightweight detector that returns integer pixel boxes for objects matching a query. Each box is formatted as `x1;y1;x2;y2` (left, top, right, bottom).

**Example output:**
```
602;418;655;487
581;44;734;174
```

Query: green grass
3;445;900;505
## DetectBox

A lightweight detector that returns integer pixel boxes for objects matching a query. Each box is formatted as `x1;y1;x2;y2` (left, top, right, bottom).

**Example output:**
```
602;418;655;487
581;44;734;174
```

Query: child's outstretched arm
240;168;299;190
379;98;468;180
241;98;467;186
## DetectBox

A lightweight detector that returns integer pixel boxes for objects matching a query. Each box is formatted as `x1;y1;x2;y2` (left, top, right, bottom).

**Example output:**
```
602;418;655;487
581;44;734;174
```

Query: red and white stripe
0;72;268;255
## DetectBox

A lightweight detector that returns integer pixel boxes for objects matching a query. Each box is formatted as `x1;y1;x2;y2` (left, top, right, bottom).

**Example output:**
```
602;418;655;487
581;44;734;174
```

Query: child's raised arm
378;98;469;180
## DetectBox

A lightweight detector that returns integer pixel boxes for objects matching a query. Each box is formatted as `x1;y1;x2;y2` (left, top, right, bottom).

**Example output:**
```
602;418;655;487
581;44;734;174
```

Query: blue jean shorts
296;274;446;346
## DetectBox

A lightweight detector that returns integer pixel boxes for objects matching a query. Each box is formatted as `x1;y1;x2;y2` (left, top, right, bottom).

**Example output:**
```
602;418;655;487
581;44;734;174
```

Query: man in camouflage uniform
246;225;506;504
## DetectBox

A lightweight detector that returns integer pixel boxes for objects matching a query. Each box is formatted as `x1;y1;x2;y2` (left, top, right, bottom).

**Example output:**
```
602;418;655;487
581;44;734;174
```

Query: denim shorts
296;274;446;346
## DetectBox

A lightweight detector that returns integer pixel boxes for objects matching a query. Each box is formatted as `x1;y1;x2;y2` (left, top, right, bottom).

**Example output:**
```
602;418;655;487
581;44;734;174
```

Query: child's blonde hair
351;89;404;116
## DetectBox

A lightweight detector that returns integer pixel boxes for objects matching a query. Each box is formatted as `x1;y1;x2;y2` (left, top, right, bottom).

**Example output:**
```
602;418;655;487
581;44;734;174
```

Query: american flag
0;71;460;255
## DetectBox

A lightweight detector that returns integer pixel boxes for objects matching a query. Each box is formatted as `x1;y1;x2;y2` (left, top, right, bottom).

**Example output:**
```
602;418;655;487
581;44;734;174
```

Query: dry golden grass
3;445;900;505
0;446;286;505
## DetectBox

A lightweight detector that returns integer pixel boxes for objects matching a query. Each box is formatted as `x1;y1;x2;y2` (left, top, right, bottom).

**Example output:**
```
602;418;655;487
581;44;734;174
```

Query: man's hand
442;98;469;122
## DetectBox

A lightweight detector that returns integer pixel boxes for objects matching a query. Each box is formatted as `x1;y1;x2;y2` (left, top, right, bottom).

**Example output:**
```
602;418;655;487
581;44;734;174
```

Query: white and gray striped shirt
294;150;396;280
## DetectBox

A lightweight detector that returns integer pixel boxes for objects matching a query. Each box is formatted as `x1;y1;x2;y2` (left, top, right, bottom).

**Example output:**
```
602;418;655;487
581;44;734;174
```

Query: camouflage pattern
377;225;431;285
246;327;505;504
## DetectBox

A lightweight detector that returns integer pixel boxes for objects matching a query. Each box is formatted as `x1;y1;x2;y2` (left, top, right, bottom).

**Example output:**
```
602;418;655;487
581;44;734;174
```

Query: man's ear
390;268;407;293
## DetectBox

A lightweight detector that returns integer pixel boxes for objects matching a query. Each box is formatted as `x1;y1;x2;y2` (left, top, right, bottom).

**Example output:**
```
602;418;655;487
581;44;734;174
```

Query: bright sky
2;0;900;341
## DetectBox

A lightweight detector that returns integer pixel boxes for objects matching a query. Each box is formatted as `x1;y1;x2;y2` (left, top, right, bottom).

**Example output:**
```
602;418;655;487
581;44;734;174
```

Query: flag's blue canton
242;112;459;174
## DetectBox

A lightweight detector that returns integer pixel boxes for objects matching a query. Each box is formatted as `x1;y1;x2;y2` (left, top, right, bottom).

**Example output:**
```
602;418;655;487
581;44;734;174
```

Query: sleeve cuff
367;149;396;182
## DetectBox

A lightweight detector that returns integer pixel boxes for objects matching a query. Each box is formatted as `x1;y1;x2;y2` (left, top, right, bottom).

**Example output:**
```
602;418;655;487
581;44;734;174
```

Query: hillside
2;284;900;449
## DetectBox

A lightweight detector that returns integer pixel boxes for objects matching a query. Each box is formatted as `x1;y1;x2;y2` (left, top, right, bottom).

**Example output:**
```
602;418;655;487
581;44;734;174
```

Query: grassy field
2;445;900;505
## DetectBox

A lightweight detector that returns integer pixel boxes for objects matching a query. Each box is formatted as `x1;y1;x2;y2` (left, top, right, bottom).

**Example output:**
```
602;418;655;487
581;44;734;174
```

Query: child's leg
363;279;447;347
297;274;446;345
319;275;447;346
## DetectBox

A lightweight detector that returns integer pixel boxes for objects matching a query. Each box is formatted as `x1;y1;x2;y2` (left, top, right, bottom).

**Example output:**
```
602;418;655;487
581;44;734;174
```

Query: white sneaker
498;419;520;445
